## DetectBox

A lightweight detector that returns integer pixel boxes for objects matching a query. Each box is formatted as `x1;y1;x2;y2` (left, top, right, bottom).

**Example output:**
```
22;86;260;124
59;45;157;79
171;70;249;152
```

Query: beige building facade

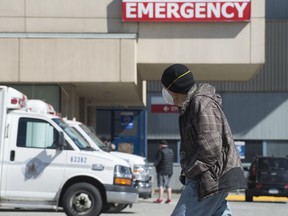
0;0;265;123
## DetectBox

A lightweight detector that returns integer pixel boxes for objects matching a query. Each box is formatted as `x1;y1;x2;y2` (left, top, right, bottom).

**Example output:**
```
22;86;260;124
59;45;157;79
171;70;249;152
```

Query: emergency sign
122;0;251;22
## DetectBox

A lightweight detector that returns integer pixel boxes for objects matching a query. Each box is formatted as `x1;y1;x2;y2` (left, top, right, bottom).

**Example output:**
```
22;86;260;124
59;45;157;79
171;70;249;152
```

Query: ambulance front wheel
62;182;102;216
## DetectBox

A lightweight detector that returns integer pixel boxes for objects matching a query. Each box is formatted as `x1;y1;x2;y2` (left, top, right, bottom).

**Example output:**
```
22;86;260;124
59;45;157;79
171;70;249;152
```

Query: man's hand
179;173;186;185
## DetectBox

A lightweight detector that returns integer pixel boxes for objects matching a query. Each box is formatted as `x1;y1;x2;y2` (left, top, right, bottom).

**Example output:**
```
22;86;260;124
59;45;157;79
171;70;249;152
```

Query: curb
227;194;288;202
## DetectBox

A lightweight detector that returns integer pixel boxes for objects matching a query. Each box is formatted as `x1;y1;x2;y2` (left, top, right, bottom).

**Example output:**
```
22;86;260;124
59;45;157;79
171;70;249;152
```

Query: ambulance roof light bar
6;87;27;109
25;99;61;116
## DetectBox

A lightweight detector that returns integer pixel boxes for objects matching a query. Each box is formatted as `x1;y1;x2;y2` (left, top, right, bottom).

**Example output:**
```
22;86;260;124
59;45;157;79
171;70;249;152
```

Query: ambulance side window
17;118;57;149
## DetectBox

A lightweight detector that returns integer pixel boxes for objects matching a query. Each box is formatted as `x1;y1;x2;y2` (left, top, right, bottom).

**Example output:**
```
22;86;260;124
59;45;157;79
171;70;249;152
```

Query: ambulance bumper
105;184;138;204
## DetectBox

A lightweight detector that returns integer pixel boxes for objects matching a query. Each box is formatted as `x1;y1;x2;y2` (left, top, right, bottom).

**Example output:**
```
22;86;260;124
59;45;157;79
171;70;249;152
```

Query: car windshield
79;123;109;152
258;158;288;171
53;118;93;151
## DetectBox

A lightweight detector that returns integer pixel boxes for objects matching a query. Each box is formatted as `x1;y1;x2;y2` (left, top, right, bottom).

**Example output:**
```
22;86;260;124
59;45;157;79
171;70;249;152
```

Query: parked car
245;156;288;202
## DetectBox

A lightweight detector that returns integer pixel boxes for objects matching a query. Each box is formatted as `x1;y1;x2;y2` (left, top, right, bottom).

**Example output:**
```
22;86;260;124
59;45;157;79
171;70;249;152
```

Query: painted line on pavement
227;194;288;202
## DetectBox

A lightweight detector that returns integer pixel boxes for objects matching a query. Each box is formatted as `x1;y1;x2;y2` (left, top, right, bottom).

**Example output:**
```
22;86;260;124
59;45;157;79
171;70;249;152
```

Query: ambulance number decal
70;156;87;164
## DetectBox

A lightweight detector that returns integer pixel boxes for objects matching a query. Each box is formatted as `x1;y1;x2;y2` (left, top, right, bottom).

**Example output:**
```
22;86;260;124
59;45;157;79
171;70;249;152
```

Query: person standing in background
154;140;174;204
101;136;116;151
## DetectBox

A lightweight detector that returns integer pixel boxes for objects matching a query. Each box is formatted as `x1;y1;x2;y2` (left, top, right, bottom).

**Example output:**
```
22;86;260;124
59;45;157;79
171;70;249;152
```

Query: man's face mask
162;88;174;105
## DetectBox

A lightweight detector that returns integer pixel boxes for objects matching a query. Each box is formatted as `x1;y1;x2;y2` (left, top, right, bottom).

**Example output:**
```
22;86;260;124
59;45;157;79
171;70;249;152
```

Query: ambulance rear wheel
62;182;102;216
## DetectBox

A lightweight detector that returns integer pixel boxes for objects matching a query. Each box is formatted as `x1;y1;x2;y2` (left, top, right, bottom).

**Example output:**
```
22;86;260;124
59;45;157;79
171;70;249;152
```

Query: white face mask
162;88;174;105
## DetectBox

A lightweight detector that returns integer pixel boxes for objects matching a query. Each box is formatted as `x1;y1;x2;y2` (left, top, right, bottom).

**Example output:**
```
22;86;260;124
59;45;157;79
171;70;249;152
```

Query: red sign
122;0;251;22
151;104;179;113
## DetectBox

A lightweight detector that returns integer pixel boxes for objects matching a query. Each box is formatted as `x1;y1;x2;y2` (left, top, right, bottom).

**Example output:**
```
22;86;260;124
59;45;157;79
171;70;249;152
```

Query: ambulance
0;86;138;216
63;118;153;202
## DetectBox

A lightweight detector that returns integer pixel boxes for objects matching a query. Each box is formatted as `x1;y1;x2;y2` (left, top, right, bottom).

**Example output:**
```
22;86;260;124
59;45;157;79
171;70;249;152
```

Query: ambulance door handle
10;150;15;161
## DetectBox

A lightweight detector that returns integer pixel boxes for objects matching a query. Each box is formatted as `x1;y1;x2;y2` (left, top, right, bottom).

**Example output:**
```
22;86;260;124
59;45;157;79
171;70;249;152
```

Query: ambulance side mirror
57;131;65;150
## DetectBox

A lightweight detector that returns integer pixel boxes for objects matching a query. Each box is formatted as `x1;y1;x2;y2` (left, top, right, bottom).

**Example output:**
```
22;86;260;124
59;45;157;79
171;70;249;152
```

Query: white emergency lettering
167;3;180;18
181;3;193;18
155;3;166;18
138;2;152;18
234;2;247;18
122;0;251;22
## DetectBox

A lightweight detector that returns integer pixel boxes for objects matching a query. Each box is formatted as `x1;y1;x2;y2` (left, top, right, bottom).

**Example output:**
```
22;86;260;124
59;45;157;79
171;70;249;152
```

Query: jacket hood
181;83;222;113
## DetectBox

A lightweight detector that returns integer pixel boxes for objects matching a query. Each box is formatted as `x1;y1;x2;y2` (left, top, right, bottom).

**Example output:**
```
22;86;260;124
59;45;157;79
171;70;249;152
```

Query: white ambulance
63;118;152;201
0;86;138;216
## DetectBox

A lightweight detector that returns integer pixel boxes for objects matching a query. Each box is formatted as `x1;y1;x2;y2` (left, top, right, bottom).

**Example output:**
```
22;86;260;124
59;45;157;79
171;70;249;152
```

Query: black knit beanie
161;64;194;94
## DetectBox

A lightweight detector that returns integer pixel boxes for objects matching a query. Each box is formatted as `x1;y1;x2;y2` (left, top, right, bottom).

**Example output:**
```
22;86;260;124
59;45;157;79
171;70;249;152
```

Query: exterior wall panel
148;21;288;92
147;20;288;140
0;0;266;82
138;23;251;63
223;93;288;140
26;0;115;18
212;21;288;92
0;39;19;81
146;93;179;139
147;91;288;140
0;0;25;16
19;39;122;82
266;0;288;19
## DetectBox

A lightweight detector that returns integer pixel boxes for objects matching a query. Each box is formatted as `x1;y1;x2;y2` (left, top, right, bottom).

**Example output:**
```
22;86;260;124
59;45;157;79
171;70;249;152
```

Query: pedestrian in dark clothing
101;136;116;151
154;140;174;204
161;64;246;215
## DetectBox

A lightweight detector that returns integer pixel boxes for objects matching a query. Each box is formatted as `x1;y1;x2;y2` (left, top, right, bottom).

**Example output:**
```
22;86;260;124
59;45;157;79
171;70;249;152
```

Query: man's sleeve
154;151;163;166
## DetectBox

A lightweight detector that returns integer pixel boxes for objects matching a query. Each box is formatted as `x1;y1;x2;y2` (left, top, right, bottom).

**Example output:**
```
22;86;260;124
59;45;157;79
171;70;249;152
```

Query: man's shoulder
190;92;222;111
168;147;174;153
161;147;174;155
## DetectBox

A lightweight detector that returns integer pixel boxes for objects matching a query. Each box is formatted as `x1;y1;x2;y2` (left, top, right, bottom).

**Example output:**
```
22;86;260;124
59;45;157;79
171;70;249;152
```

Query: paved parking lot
0;192;287;216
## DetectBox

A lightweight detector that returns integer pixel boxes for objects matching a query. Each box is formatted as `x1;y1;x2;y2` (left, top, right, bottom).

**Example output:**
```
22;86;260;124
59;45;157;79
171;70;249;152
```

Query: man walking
154;140;174;204
161;64;246;215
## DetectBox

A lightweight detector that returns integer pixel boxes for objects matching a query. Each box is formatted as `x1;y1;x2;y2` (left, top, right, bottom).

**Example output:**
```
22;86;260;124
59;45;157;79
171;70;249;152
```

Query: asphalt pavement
100;191;288;216
0;192;287;216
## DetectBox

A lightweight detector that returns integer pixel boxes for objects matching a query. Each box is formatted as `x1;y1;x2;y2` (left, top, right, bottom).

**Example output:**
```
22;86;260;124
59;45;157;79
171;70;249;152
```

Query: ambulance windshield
79;123;109;152
53;118;94;151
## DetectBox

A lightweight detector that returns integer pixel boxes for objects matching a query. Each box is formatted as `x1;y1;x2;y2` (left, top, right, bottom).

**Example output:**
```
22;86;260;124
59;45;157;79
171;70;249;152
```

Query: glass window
259;158;288;171
53;118;93;151
17;118;57;149
79;124;107;150
8;84;60;112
